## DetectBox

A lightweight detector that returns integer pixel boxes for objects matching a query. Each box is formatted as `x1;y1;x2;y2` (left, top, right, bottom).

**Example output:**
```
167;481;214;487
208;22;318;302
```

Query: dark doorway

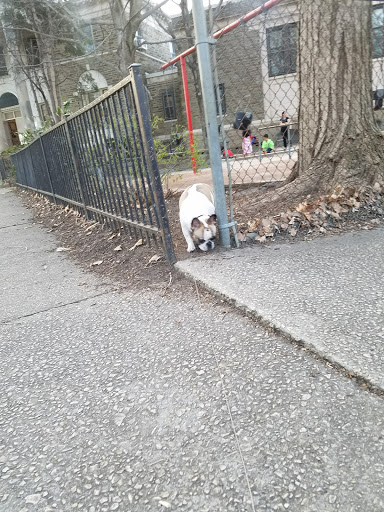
7;119;20;146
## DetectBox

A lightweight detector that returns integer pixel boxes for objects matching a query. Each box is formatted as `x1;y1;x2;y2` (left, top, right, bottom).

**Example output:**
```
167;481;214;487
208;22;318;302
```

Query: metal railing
11;64;175;264
0;156;11;181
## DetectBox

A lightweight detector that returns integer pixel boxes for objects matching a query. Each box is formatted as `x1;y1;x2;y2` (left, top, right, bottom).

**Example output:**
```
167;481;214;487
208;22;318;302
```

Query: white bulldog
179;183;217;253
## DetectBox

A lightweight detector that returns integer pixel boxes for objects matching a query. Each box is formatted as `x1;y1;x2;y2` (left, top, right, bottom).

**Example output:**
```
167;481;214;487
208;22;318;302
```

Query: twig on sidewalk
162;272;173;296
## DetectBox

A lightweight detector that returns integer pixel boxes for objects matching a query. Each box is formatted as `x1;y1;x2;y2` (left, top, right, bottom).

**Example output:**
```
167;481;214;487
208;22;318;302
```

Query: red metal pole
180;56;197;173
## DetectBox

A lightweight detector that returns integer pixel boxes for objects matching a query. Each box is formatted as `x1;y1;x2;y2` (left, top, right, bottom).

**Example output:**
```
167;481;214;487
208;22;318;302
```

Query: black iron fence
0;156;11;181
11;64;175;263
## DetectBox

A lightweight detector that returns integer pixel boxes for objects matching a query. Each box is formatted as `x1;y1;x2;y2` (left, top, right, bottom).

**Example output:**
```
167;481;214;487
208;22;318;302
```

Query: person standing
280;111;290;149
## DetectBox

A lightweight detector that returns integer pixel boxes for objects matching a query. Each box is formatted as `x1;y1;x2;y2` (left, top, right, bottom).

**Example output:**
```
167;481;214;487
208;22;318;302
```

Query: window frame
134;27;148;51
81;24;95;54
266;23;297;78
25;37;40;66
162;90;177;121
80;87;108;108
373;5;384;59
38;102;50;122
0;45;8;76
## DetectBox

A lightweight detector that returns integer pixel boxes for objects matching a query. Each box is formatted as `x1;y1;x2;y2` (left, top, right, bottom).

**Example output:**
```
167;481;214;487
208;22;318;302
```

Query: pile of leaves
238;183;383;243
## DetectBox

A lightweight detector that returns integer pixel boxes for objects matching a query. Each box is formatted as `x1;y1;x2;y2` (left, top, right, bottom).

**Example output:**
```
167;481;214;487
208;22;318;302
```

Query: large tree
94;0;168;79
270;0;384;208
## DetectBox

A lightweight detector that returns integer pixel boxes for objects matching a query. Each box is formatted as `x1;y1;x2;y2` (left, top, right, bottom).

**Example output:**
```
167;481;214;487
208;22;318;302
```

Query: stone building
0;0;172;152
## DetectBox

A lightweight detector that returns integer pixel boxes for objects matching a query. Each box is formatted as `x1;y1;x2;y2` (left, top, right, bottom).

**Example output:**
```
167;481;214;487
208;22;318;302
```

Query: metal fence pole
211;38;239;248
288;126;291;159
64;116;89;219
39;136;57;205
0;158;6;181
192;0;231;249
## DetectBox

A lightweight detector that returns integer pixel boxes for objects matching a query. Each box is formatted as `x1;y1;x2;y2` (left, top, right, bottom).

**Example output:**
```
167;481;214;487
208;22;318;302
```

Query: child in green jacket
261;134;275;154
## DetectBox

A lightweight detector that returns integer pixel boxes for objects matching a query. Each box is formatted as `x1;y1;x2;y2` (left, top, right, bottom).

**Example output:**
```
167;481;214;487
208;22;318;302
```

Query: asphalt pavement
1;188;384;512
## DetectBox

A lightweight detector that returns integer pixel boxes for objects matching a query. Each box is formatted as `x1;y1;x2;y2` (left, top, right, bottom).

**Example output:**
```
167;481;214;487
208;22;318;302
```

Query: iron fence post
129;63;176;264
0;157;6;181
39;135;57;205
192;0;231;249
288;126;291;159
64;116;89;219
211;37;239;248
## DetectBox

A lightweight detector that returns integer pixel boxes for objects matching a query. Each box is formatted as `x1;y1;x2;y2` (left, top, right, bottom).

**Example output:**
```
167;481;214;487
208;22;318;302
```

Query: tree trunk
30;3;60;123
281;0;384;203
110;0;141;79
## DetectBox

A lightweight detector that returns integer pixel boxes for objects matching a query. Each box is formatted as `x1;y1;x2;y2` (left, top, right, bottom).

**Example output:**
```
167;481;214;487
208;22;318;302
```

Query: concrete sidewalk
177;228;384;391
1;189;384;511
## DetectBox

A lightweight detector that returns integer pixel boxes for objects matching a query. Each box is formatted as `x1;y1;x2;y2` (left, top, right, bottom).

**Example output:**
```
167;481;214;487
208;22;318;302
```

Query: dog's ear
191;218;202;230
208;214;217;225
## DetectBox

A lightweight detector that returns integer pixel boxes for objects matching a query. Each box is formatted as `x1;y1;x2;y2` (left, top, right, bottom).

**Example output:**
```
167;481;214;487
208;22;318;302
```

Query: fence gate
11;64;175;264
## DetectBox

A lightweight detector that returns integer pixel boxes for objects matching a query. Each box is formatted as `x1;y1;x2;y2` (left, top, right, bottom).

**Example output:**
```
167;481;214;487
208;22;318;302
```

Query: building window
26;38;40;65
214;83;226;115
373;6;384;59
38;102;50;122
162;90;176;120
134;27;147;51
169;41;176;59
266;23;297;77
0;46;8;76
82;25;95;54
0;92;19;109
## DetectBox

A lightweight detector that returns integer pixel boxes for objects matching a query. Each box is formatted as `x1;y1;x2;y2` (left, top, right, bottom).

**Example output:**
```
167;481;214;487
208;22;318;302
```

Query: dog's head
191;215;217;251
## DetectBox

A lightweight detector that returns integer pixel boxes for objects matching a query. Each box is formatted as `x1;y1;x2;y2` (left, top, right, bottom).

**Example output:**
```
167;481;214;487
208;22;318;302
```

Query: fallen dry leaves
129;239;143;251
145;254;162;267
90;260;103;267
238;183;383;244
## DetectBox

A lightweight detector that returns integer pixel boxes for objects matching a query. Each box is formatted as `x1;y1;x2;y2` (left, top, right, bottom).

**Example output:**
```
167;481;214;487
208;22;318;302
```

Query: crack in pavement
0;290;113;325
0;222;31;230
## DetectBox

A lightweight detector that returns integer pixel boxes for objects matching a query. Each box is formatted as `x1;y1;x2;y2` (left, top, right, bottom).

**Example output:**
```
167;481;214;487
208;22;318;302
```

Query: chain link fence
211;0;298;190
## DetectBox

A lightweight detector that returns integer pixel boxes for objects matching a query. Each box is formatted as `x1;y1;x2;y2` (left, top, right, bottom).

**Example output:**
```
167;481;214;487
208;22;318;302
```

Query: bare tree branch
2;25;79;44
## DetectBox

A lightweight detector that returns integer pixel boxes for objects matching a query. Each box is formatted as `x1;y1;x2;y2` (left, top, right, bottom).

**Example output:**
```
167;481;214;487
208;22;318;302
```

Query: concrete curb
176;263;384;397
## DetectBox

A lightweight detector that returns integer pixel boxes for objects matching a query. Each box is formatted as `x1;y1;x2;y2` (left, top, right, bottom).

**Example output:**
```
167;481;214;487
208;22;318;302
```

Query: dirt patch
15;189;221;303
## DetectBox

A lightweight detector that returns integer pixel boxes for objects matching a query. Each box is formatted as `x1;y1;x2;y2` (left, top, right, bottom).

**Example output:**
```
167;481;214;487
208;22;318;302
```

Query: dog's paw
187;244;196;253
